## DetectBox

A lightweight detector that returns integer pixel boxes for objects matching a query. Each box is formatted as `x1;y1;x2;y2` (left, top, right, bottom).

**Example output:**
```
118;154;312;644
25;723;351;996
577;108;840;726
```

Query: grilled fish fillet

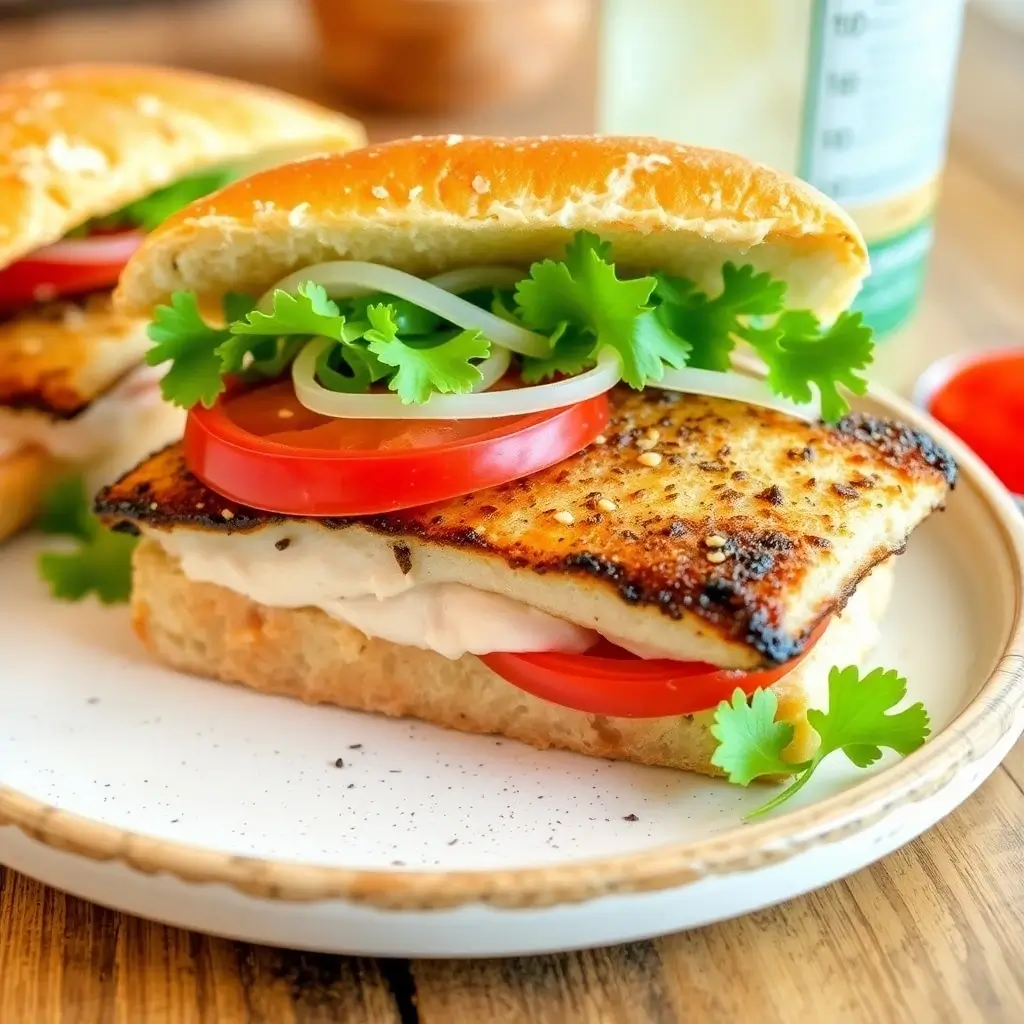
0;292;148;417
97;388;956;668
0;292;185;543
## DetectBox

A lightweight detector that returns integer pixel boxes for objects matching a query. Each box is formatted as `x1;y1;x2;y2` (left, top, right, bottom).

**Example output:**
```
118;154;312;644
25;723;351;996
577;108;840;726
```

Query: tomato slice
0;232;144;310
184;379;610;516
479;620;830;718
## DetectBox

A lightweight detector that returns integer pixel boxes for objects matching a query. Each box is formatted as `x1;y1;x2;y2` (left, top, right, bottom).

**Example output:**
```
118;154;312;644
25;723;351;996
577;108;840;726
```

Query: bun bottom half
130;540;894;778
0;447;52;544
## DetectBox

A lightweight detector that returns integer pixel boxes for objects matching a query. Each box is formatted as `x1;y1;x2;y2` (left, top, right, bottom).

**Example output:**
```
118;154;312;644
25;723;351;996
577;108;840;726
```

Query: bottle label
799;0;964;336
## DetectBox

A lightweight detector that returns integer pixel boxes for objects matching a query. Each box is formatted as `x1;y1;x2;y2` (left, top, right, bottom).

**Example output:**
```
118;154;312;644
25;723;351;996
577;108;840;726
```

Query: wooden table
1;3;1023;1021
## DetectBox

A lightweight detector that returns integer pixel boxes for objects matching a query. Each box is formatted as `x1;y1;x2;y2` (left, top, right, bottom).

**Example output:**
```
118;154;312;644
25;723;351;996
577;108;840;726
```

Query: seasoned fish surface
97;388;955;668
0;293;148;417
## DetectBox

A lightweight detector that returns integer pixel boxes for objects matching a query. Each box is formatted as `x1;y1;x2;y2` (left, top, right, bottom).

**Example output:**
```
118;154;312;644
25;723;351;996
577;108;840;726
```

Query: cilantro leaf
36;475;94;541
345;294;442;336
515;231;690;388
711;665;931;819
218;283;352;383
742;310;873;421
146;292;232;409
366;303;490;404
520;323;596;384
37;476;137;605
231;282;347;342
315;316;391;394
111;167;237;231
807;665;930;767
655;263;788;372
67;168;237;237
222;292;258;325
710;688;796;785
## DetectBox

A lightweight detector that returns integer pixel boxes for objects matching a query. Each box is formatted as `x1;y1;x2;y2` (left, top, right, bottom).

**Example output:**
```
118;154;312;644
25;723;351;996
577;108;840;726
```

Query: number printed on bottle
800;0;965;207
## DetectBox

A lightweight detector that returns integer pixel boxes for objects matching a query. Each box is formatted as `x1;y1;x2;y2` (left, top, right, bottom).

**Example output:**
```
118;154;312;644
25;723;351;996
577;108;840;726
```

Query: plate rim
1;380;1022;911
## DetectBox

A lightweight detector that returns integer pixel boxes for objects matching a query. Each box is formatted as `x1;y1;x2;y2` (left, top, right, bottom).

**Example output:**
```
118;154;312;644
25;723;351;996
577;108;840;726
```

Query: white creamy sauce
0;364;183;463
154;525;600;661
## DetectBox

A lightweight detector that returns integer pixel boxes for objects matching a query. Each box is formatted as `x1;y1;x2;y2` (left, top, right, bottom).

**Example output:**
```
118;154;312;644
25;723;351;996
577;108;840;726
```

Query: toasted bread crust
129;540;894;777
0;445;52;542
0;64;365;266
115;135;867;321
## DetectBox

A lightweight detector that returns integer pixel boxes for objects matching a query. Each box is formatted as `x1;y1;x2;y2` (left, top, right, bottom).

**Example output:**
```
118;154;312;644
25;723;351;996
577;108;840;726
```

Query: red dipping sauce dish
914;349;1024;504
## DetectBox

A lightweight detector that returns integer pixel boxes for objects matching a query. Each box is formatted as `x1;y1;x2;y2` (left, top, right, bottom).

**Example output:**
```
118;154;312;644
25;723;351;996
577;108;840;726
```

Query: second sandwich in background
0;64;365;543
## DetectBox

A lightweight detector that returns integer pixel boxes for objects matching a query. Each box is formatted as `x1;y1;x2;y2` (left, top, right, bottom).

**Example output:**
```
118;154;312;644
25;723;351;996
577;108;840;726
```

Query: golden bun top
0;64;366;267
116;134;868;322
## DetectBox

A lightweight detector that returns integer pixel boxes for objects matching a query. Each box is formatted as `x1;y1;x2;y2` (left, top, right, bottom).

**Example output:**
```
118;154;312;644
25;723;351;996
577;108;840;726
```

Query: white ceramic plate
0;385;1022;957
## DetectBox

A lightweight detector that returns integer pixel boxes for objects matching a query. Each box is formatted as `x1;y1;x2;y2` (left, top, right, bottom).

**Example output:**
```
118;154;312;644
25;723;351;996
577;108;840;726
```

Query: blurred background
0;0;1021;401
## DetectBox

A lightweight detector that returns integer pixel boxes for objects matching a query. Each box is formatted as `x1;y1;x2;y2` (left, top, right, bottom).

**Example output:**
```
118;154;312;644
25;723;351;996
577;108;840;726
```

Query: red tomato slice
479;620;830;718
0;232;144;310
184;380;610;516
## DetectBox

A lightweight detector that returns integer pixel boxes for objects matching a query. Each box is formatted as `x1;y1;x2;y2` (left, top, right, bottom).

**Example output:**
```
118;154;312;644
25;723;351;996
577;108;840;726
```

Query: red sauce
223;380;520;452
926;350;1024;493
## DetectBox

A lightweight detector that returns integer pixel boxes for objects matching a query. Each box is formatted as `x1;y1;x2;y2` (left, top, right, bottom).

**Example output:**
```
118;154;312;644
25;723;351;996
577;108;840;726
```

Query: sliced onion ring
29;231;145;265
260;261;549;358
426;267;525;294
657;367;819;422
293;343;621;420
472;345;512;393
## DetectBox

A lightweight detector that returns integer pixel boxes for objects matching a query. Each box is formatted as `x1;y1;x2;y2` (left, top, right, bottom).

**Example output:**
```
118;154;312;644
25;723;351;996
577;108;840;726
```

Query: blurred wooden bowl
307;0;590;112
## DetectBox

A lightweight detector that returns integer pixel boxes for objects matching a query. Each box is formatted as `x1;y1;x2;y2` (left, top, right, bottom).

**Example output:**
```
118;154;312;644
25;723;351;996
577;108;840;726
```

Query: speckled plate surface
0;384;1022;957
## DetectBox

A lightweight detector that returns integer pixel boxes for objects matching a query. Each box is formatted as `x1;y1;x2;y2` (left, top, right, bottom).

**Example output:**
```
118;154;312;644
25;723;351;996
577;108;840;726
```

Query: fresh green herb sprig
147;230;875;417
36;476;138;605
710;665;930;818
67;168;238;237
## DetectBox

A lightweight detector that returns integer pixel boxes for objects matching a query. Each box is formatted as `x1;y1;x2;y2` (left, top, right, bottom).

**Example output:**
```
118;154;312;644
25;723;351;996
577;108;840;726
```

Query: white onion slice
426;267;525;294
293;342;620;420
658;367;819;421
28;232;144;265
471;345;512;393
260;262;549;358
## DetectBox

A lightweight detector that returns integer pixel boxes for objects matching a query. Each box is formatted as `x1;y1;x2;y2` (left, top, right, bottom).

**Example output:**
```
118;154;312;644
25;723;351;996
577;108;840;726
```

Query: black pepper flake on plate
348;743;363;750
623;813;639;822
274;537;291;551
333;758;345;768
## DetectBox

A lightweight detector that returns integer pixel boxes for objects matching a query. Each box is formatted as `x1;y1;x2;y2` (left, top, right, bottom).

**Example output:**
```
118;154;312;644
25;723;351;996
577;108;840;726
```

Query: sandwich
0;63;365;543
95;136;955;803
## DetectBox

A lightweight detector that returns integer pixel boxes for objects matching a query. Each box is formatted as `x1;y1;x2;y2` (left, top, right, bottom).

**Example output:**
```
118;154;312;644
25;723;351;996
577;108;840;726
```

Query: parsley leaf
807;665;931;767
711;665;930;818
106;169;238;235
346;294;442;336
710;688;795;785
515;231;690;388
366;303;491;404
316;327;391;393
146;292;233;409
520;323;596;384
743;310;873;421
112;168;237;231
37;476;137;605
231;282;347;343
221;283;350;382
655;264;788;371
67;168;237;237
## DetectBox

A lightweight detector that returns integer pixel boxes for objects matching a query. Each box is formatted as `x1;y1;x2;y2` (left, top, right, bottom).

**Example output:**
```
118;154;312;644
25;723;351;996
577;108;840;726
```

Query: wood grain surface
0;2;1023;1022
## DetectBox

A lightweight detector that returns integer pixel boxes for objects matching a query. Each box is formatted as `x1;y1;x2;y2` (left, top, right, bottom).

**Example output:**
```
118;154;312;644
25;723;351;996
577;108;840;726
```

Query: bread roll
115;134;867;321
0;63;366;267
